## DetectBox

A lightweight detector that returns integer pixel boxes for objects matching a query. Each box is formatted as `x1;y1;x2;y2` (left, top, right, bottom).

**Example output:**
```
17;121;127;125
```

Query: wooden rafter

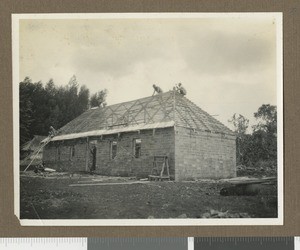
175;108;194;129
159;94;174;121
140;101;155;124
141;94;169;123
112;99;142;126
181;97;213;131
155;94;171;121
175;96;202;130
104;92;176;128
106;105;124;125
125;99;145;125
57;90;232;136
144;93;172;123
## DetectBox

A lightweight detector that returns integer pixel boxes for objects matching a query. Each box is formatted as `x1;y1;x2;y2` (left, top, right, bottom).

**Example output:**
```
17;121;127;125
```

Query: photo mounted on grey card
12;13;283;226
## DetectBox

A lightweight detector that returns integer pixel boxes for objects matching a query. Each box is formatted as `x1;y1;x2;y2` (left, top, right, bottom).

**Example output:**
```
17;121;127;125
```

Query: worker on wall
48;126;57;138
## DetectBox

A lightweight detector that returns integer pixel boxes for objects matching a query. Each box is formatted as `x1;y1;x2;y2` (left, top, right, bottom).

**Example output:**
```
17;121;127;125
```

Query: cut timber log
69;181;150;187
224;177;277;185
220;177;277;196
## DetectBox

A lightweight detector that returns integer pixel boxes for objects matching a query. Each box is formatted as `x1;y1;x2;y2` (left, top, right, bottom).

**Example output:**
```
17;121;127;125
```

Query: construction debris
20;135;47;168
23;136;53;172
201;209;251;218
69;181;150;187
44;168;56;173
220;184;261;196
177;213;188;218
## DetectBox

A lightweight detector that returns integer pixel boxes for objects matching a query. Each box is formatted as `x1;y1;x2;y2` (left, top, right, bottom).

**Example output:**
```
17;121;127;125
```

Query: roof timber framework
57;90;233;139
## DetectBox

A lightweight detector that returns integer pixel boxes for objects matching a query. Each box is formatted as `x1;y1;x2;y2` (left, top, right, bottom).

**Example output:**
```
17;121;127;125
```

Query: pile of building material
220;177;276;196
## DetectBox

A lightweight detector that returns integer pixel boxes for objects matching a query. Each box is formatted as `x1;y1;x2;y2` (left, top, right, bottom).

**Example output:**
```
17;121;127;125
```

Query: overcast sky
19;14;279;130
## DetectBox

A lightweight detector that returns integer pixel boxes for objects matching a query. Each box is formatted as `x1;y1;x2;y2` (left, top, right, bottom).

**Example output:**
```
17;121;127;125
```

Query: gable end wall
175;126;236;181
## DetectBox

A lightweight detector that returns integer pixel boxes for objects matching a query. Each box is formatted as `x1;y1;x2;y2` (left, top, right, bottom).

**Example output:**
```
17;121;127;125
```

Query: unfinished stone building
43;91;236;181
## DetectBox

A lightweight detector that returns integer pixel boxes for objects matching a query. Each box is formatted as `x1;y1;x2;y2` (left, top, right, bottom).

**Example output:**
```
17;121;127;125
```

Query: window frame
70;145;75;157
133;138;142;158
56;146;61;161
110;140;118;160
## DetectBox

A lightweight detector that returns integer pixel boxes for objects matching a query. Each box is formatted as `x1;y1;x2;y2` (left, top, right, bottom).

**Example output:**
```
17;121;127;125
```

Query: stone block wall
174;126;236;181
43;127;175;178
43;138;87;172
43;126;235;181
93;128;175;178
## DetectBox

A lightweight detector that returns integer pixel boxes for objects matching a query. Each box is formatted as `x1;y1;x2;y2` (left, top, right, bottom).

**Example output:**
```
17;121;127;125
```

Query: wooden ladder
149;156;170;181
23;136;52;172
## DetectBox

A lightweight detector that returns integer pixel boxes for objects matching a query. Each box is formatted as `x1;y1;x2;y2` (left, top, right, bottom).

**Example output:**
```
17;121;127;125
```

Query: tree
48;105;61;129
253;104;277;135
252;104;277;162
45;78;56;96
19;78;34;146
228;113;249;135
19;75;107;146
28;80;50;136
78;85;90;114
228;114;250;165
90;89;107;108
62;75;79;124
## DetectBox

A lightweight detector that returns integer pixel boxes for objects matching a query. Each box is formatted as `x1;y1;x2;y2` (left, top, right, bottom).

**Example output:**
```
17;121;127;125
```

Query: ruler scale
0;237;299;249
194;237;294;250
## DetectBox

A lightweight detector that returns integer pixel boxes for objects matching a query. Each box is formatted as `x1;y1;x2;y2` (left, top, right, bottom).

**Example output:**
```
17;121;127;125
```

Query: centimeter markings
0;238;87;244
194;237;294;250
0;237;299;249
0;238;87;250
194;237;294;243
88;237;187;244
88;237;188;250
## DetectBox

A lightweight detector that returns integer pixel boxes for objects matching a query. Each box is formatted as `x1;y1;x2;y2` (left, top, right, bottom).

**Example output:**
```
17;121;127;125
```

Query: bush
237;160;277;177
254;160;277;177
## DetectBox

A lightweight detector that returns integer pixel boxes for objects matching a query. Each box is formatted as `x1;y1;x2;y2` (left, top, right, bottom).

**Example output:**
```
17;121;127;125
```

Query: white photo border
12;12;283;226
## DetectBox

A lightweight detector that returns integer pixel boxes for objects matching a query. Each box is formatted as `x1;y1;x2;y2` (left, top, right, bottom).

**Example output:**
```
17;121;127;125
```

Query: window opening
111;141;117;159
71;146;75;157
57;146;61;161
133;139;141;158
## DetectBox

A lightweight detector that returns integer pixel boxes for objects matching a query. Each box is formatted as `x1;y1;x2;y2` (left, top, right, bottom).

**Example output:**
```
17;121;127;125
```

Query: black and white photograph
13;13;283;226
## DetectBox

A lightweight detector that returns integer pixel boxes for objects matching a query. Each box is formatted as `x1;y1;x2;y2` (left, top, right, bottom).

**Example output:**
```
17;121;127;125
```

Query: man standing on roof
152;84;163;96
176;83;187;96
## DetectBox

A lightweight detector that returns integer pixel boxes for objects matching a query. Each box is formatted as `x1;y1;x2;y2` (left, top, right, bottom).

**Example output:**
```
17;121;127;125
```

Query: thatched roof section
21;135;47;151
21;135;46;167
53;91;233;141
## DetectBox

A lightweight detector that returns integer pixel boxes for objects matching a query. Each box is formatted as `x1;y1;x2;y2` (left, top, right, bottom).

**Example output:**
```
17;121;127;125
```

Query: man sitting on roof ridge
174;82;187;96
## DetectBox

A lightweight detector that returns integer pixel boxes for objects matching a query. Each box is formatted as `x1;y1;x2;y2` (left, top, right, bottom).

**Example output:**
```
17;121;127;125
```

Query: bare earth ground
20;172;277;219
